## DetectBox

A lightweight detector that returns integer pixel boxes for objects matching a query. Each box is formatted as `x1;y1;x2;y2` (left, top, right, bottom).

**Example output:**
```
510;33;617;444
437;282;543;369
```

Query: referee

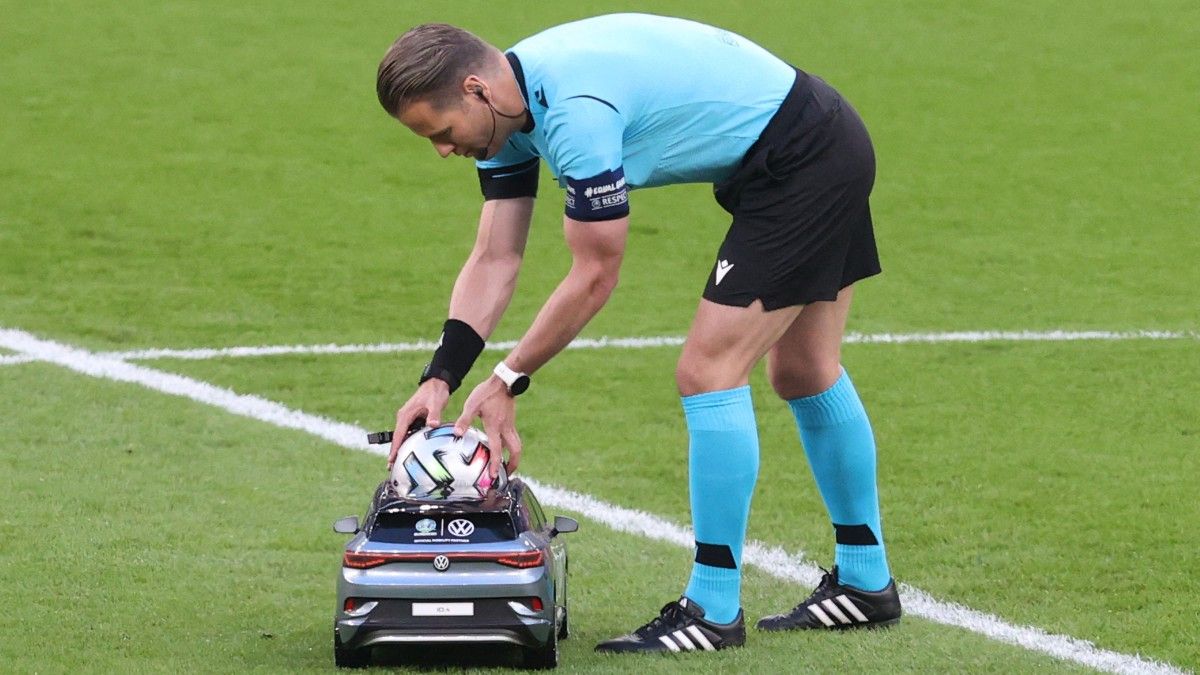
377;13;901;653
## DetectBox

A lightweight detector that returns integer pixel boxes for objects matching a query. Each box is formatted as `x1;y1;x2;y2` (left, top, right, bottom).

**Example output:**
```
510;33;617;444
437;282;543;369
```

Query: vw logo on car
432;555;451;572
447;519;474;538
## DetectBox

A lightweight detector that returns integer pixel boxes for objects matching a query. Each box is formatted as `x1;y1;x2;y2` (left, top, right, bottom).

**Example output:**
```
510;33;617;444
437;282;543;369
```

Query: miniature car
332;424;577;669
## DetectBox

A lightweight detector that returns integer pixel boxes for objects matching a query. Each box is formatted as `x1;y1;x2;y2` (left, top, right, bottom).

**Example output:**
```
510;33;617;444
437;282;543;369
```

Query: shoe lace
789;567;838;614
633;600;688;637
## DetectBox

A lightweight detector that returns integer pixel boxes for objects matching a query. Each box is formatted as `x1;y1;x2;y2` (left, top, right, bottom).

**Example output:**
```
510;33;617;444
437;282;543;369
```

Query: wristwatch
493;360;531;396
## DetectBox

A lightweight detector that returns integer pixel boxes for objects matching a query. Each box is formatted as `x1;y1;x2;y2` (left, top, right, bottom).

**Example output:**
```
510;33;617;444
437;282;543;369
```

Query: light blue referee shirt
476;13;796;221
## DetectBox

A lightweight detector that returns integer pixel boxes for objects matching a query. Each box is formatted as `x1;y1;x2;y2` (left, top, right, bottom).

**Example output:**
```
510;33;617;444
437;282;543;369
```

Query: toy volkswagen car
332;425;577;669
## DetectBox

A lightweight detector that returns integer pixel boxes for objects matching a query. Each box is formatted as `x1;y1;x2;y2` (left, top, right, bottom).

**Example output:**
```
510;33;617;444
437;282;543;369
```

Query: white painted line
525;481;1188;675
107;340;448;361
0;354;35;366
0;328;368;452
0;329;1188;366
0;326;1186;675
101;336;681;361
843;329;1196;345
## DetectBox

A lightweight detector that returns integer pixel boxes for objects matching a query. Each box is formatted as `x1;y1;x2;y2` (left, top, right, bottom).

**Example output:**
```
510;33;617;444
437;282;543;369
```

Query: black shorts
703;70;881;310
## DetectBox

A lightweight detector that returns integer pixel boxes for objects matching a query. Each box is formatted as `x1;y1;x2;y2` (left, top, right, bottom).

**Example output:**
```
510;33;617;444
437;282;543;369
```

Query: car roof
370;478;527;517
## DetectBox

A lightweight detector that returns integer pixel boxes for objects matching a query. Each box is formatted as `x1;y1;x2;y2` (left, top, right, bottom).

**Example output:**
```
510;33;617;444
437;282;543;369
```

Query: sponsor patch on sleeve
564;167;629;221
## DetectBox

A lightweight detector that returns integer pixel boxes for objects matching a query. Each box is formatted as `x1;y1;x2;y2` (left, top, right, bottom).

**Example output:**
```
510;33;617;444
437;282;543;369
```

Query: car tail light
343;549;545;569
342;599;378;618
343;552;396;569
495;550;544;569
529;596;544;611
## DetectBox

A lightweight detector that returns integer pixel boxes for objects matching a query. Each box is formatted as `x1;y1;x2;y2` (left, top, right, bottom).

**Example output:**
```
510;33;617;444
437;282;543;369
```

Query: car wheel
557;561;570;640
523;627;558;669
333;632;370;669
557;606;569;640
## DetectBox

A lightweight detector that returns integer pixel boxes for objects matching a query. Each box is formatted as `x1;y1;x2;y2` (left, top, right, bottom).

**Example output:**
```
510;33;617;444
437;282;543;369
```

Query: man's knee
676;349;747;397
768;359;843;400
675;352;709;397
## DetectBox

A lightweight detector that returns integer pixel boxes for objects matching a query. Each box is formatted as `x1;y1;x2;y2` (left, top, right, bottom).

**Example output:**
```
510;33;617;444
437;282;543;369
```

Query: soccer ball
390;424;496;501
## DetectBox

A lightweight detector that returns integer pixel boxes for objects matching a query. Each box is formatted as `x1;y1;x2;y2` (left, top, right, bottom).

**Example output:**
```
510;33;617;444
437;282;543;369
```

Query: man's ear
463;75;488;100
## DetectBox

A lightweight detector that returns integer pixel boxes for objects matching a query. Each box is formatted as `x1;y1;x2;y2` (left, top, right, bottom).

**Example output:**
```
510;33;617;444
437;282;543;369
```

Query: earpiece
474;85;521;117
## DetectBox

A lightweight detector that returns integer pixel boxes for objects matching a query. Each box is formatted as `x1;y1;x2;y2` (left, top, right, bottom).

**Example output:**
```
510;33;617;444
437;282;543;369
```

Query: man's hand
454;375;523;479
388;378;452;469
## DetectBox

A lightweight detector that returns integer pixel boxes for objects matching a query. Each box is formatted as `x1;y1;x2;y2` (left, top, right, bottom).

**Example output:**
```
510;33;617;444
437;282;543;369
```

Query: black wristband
418;319;485;394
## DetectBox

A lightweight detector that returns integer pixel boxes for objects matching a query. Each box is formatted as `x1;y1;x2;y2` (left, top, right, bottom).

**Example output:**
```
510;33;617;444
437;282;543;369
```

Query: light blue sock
789;369;891;591
682;385;759;625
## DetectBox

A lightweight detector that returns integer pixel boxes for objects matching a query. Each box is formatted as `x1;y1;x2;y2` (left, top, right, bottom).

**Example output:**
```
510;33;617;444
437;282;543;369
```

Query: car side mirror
550;515;578;538
333;516;359;534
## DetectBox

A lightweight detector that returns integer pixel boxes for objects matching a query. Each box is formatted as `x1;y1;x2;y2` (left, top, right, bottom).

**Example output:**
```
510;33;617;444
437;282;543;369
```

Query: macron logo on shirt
715;259;734;286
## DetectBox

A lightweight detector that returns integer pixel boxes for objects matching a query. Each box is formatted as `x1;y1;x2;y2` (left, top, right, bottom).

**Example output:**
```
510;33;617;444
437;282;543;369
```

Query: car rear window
369;511;517;544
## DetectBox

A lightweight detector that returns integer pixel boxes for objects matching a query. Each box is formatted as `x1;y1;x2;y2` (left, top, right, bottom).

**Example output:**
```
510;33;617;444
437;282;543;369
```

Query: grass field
2;1;1198;672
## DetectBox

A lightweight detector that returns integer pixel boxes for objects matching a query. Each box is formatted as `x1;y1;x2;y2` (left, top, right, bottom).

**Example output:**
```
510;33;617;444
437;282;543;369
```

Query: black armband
478;158;540;200
418;319;485;394
565;167;629;221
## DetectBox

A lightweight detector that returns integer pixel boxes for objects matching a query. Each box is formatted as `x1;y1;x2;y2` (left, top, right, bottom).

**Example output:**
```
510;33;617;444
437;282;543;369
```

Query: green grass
154;337;1200;669
3;0;1198;672
0;365;1094;673
3;1;1198;348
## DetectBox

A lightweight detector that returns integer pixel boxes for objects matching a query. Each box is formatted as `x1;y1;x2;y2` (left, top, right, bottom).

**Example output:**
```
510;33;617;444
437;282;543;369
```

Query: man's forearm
504;266;617;375
447;198;533;338
501;214;628;375
447;253;520;338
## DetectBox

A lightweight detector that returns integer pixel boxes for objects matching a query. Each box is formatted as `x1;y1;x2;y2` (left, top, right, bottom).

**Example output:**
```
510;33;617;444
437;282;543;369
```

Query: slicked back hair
376;23;495;116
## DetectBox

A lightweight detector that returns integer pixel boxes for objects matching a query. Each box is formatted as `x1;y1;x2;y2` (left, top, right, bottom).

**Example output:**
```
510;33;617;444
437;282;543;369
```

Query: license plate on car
412;602;474;617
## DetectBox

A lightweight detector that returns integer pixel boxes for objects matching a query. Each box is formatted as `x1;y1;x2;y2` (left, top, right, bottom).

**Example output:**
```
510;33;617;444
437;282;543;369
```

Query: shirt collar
504;51;536;133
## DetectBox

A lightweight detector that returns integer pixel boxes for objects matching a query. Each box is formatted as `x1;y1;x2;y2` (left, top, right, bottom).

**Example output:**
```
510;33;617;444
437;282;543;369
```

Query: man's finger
503;428;523;475
453;406;475;437
482;419;503;479
390;408;411;465
426;387;451;428
387;437;401;469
